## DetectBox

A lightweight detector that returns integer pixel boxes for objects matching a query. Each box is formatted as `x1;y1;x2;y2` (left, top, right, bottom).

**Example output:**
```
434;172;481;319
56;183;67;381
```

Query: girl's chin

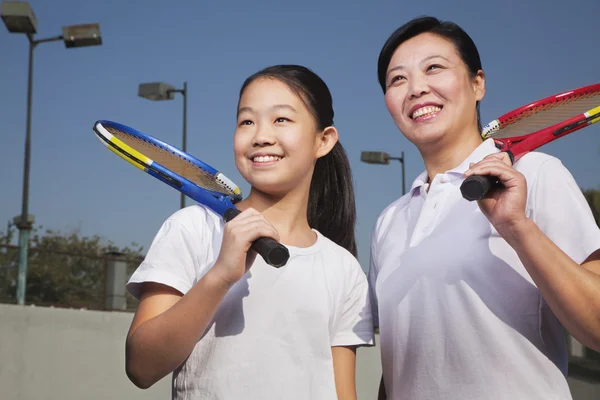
247;182;292;198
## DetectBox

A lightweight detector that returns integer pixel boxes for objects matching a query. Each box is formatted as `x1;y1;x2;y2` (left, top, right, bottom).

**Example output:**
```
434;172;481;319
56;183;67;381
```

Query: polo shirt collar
408;138;500;196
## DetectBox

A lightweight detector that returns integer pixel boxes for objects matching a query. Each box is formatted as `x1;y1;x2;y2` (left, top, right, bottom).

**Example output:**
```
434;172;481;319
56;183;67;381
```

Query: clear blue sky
1;0;599;271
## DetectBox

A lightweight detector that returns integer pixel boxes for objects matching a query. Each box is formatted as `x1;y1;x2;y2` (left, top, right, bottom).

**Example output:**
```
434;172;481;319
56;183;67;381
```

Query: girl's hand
212;208;280;287
464;152;529;235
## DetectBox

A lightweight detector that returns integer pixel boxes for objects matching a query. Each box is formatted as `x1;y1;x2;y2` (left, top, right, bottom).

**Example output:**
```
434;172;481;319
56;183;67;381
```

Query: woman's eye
390;75;405;84
427;64;443;71
275;117;289;123
239;120;253;126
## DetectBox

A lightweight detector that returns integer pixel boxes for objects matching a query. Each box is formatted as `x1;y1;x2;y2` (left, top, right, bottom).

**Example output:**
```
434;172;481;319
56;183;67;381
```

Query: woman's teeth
253;155;282;163
412;106;441;119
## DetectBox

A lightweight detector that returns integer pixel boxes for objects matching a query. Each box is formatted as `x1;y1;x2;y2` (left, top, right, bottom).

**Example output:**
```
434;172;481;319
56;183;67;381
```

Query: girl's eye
275;117;289;123
239;120;253;126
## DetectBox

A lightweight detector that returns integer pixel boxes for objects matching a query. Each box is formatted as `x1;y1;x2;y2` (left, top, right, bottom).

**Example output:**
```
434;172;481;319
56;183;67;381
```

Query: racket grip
460;150;514;201
460;175;500;201
223;208;290;268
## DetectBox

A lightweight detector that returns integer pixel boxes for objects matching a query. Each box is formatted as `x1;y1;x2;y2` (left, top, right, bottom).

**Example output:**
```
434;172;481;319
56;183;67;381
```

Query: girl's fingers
226;216;281;243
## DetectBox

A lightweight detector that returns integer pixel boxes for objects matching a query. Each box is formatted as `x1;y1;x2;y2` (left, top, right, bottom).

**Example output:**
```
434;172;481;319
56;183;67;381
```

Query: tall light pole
361;151;406;195
138;81;188;209
1;1;102;305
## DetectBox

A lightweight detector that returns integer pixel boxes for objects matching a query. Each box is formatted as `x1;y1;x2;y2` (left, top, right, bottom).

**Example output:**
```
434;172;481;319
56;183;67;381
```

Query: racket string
108;127;235;195
494;90;600;138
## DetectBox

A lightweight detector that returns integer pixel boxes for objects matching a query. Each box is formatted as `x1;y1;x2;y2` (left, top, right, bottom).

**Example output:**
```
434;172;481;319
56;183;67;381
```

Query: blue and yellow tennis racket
93;120;289;268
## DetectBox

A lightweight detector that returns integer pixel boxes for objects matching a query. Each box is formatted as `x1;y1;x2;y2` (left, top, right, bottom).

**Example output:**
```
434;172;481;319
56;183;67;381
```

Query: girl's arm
125;208;280;388
332;346;358;400
466;153;600;351
125;272;232;389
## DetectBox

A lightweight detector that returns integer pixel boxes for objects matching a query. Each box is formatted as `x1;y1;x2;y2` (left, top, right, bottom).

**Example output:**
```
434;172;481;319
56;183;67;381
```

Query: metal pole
401;151;406;196
180;82;187;209
16;36;36;305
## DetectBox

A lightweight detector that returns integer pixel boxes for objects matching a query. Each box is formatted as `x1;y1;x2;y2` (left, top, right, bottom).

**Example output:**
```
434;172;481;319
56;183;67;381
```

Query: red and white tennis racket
461;83;600;201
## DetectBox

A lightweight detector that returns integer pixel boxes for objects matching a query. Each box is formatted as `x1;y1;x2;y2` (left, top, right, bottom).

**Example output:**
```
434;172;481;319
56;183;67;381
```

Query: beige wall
0;304;171;400
0;304;597;399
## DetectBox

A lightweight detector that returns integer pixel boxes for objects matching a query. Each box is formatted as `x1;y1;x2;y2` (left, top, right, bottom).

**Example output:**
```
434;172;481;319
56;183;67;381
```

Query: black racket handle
223;208;290;268
460;150;515;201
460;175;500;201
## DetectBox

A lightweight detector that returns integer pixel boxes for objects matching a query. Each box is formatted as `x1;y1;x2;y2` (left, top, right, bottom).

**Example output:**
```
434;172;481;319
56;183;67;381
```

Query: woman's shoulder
515;151;580;195
514;151;566;178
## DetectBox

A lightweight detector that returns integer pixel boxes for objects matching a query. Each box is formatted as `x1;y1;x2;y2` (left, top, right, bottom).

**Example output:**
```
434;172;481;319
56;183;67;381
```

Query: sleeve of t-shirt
331;260;375;347
528;157;600;265
126;217;200;300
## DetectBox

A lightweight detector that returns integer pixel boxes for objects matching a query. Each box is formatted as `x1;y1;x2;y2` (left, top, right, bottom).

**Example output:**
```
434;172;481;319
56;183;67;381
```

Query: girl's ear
315;126;339;159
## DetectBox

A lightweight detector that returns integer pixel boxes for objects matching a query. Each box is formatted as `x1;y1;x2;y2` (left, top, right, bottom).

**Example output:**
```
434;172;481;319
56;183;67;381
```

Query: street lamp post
361;150;406;195
138;81;188;209
1;1;102;305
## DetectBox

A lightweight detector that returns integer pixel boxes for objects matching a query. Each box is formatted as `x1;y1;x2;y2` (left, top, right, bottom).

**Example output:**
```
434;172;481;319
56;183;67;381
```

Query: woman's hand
464;152;528;235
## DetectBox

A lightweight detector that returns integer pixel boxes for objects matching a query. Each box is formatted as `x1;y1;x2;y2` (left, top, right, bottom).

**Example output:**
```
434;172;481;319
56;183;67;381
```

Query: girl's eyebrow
386;55;451;80
270;104;296;112
237;104;297;116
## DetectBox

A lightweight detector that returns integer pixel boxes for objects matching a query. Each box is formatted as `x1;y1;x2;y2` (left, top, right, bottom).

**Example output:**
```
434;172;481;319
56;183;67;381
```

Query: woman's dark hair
238;65;357;257
377;16;484;131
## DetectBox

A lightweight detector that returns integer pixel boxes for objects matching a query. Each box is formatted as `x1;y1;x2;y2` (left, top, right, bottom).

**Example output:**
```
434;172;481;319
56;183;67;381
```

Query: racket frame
93;120;242;216
460;83;600;201
93;120;290;268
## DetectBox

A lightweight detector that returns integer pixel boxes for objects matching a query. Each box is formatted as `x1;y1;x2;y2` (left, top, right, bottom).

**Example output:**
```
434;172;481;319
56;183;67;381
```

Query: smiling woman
368;15;600;400
380;28;485;171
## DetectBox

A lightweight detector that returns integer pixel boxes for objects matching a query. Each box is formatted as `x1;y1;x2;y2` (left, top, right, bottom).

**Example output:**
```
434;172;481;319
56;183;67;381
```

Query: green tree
578;188;600;372
0;226;143;309
582;189;600;227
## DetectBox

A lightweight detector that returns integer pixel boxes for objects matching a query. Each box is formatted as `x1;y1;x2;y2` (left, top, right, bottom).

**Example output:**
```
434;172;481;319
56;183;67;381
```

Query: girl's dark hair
377;16;484;131
239;65;357;257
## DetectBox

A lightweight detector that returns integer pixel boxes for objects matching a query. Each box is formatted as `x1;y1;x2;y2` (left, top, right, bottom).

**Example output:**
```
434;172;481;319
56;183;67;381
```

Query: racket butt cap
460;175;496;201
256;241;290;268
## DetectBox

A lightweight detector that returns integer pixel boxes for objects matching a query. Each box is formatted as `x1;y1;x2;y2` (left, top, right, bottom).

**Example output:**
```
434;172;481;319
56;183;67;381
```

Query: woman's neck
420;129;483;183
235;185;315;247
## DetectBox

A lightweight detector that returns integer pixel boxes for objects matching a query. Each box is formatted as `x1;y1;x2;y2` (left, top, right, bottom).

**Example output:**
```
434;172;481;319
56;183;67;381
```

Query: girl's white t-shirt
127;205;374;400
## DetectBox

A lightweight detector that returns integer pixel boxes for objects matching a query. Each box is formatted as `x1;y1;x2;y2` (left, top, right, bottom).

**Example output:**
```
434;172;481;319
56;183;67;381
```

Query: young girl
370;16;600;400
124;65;374;399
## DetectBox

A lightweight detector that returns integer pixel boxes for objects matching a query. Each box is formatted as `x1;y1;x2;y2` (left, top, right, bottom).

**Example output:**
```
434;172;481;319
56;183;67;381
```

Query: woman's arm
466;153;600;351
496;220;600;350
332;346;358;400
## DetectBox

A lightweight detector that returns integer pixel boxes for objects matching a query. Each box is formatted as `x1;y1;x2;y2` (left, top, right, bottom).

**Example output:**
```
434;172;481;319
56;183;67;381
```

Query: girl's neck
236;186;315;248
420;129;483;183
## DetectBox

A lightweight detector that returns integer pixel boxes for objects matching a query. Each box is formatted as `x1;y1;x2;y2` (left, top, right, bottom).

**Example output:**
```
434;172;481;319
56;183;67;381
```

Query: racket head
93;120;243;214
481;83;600;140
461;83;600;201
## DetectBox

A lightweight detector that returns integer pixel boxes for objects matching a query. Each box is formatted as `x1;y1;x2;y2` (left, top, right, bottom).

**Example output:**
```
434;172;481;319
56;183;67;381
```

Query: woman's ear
474;69;486;102
315;126;339;159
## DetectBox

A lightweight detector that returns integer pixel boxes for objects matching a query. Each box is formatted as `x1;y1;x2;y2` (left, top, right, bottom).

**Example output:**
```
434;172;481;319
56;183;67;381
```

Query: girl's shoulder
164;204;225;236
311;230;367;278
